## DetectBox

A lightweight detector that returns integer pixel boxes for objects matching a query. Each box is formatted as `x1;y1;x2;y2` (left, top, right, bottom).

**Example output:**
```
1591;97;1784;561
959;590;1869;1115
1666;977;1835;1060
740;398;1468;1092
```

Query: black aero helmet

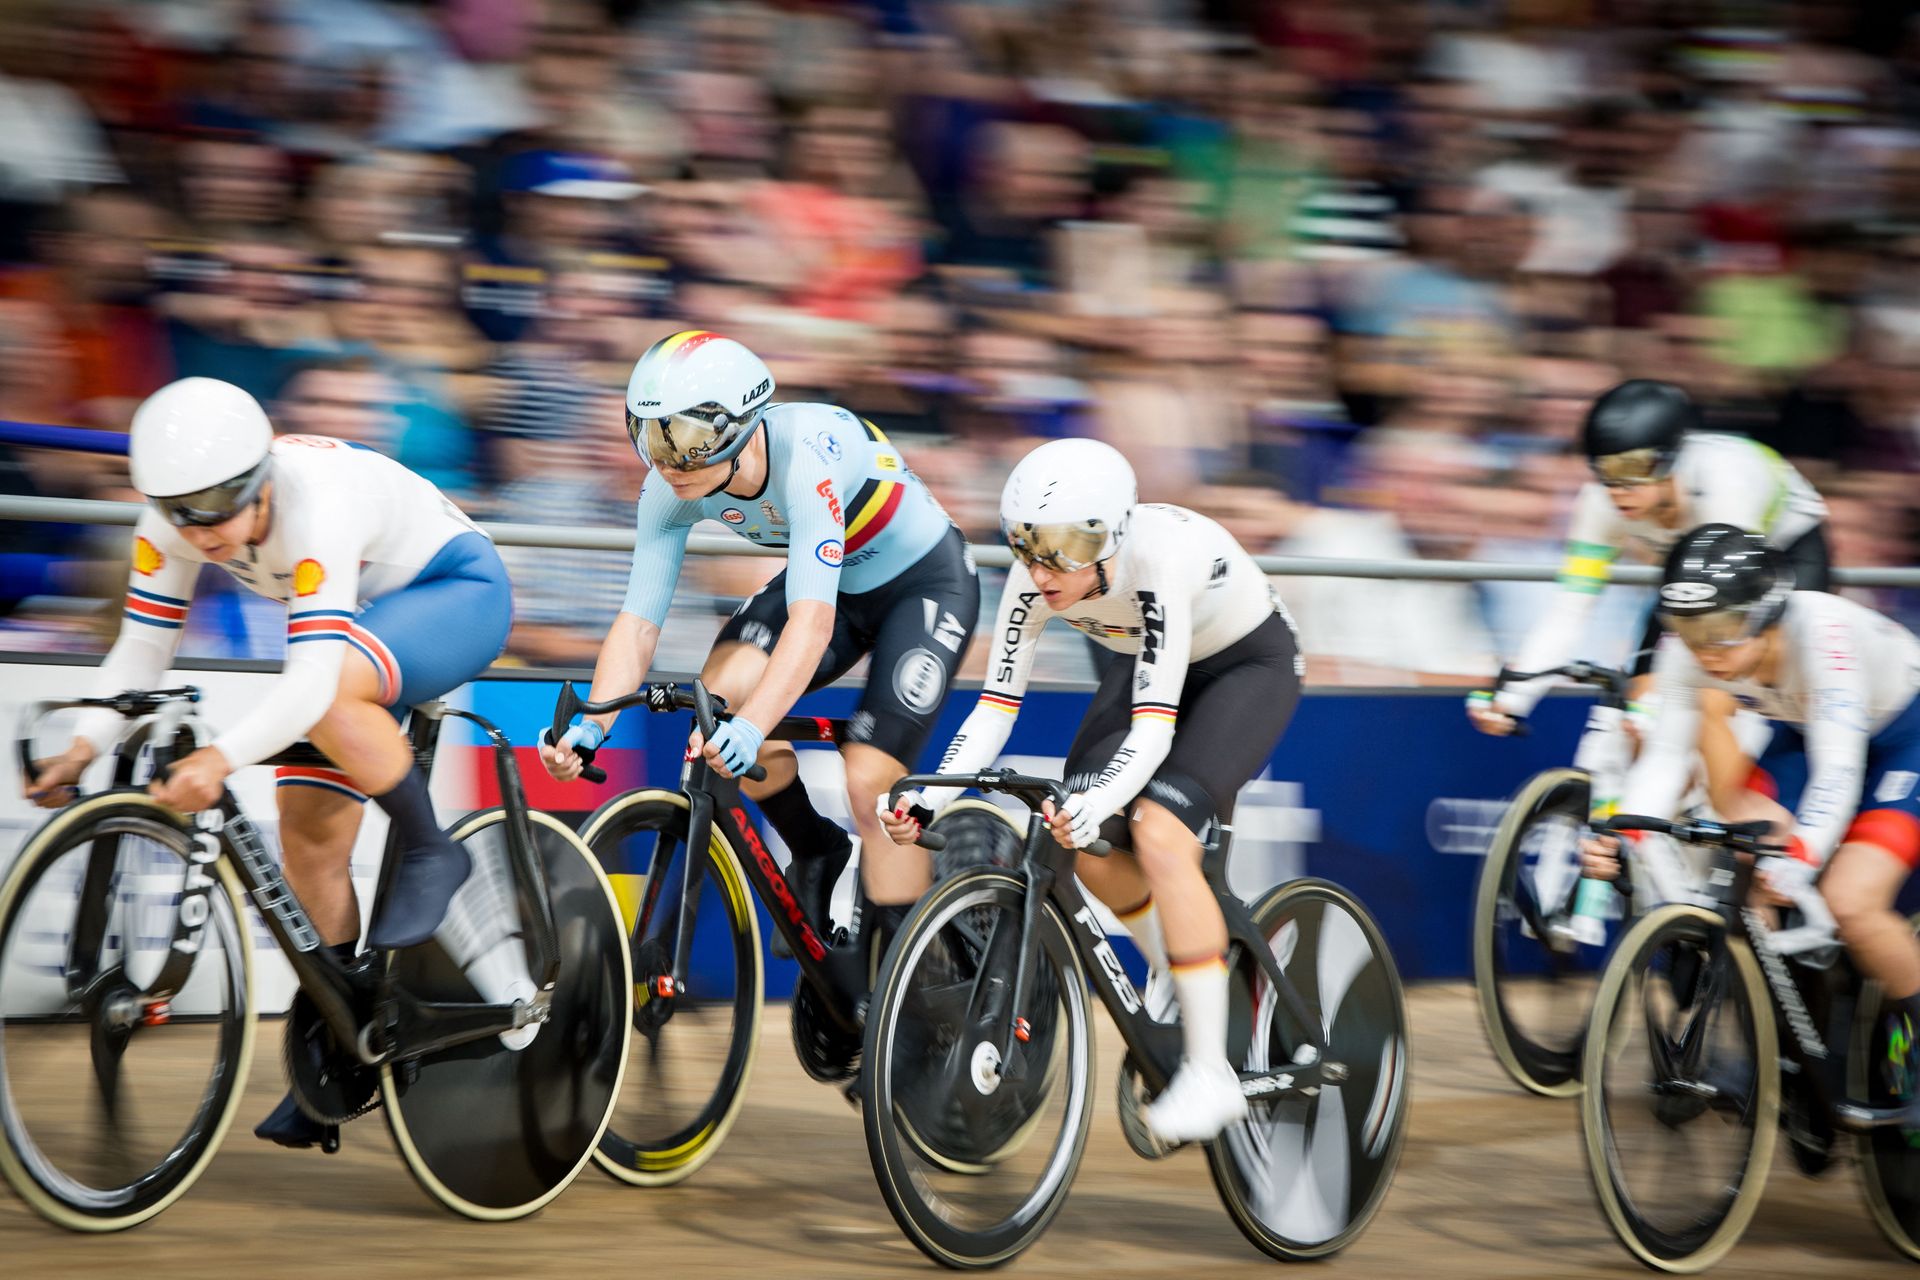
1657;522;1792;648
1581;379;1700;485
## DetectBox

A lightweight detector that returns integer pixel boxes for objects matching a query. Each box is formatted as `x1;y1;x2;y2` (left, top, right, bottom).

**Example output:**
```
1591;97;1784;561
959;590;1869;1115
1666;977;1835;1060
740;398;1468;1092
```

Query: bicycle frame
35;691;561;1067
894;770;1335;1103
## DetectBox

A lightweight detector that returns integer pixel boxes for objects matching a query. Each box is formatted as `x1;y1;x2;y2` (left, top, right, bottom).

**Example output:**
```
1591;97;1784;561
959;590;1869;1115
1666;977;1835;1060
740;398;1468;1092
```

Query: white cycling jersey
1500;432;1827;716
1622;591;1920;865
929;504;1288;823
80;435;482;768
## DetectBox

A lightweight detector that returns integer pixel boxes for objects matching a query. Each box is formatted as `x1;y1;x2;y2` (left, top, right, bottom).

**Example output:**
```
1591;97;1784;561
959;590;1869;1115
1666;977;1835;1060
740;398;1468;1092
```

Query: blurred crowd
5;0;1920;686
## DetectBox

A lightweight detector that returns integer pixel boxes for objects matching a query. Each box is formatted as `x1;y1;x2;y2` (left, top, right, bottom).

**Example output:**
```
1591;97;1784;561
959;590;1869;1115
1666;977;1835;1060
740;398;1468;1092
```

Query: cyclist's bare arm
1695;688;1756;817
731;599;834;733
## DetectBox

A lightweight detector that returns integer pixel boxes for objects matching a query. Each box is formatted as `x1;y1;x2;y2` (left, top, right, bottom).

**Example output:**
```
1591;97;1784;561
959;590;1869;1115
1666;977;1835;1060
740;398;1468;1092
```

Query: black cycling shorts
1630;522;1831;677
1062;611;1303;849
717;525;980;765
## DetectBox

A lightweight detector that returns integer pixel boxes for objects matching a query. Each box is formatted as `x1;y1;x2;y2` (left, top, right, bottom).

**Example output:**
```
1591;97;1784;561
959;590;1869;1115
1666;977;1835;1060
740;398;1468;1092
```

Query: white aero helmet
129;377;275;526
625;330;774;470
1000;438;1137;572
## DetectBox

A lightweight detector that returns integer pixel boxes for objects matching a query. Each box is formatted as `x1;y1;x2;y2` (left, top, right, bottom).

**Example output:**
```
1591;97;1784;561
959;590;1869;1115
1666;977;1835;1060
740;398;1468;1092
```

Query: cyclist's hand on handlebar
1579;833;1623;881
148;745;232;813
1465;694;1520;737
538;719;603;782
691;717;765;781
1754;852;1818;907
25;740;95;808
1042;794;1102;850
878;790;931;846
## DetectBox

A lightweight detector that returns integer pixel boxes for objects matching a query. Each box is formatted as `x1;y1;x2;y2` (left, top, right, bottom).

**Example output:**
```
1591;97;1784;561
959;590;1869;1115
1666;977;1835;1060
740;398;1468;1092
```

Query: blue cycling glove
705;717;765;776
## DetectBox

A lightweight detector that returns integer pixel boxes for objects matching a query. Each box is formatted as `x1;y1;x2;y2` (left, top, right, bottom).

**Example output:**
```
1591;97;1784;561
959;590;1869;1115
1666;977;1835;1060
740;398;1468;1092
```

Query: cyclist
1471;379;1829;733
537;330;979;965
1581;523;1920;1108
22;376;512;1150
880;438;1302;1145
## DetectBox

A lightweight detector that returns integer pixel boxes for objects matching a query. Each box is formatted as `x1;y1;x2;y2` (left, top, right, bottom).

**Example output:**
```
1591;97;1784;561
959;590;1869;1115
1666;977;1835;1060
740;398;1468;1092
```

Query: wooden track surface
0;983;1906;1278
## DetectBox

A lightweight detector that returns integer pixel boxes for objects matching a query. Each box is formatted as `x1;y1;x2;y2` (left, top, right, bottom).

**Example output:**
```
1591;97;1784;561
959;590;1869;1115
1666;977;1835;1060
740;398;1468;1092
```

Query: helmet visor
148;460;270;528
1663;607;1761;650
627;403;739;470
1003;520;1110;572
1590;447;1670;488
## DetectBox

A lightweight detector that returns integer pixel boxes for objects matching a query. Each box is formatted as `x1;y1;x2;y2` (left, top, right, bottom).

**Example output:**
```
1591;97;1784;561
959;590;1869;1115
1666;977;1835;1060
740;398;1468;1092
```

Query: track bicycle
548;679;1019;1187
1474;662;1725;1097
1581;813;1920;1272
0;687;629;1230
861;768;1410;1269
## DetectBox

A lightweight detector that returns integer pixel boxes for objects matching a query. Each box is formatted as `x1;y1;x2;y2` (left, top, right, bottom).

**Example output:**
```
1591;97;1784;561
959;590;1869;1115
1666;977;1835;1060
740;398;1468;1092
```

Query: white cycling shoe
1145;1056;1248;1146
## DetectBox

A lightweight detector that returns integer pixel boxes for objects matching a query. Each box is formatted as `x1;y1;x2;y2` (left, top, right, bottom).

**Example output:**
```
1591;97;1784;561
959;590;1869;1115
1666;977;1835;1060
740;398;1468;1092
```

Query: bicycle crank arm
1239;1060;1341;1101
380;991;545;1063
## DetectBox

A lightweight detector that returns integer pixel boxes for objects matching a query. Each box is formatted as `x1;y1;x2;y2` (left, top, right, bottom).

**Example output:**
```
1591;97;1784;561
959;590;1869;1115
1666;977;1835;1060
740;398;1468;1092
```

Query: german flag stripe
980;692;1022;714
1132;703;1179;724
639;329;720;367
846;482;902;552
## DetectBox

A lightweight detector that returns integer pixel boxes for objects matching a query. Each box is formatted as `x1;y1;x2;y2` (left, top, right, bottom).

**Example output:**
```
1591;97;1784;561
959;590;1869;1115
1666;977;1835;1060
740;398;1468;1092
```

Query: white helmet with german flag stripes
625;330;775;470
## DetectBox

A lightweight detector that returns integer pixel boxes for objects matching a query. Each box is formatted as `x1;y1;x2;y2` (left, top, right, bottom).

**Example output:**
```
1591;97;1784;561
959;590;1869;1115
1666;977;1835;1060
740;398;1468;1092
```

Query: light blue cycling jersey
621;402;953;624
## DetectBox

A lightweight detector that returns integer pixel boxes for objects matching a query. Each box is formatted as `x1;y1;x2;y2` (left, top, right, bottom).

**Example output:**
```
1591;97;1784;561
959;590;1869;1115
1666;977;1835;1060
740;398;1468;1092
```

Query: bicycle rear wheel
1474;768;1614;1097
0;793;255;1231
1851;912;1920;1262
1209;878;1409;1260
382;807;629;1219
1581;904;1776;1273
582;790;761;1187
862;868;1094;1270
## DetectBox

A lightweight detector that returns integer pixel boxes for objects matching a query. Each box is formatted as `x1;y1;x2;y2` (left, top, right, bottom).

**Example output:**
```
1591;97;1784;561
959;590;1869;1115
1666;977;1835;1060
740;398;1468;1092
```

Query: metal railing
8;494;1920;586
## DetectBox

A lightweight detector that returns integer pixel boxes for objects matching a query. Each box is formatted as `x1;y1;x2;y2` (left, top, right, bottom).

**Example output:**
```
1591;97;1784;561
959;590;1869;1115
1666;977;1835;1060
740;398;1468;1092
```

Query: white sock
1118;900;1168;972
1170;956;1229;1067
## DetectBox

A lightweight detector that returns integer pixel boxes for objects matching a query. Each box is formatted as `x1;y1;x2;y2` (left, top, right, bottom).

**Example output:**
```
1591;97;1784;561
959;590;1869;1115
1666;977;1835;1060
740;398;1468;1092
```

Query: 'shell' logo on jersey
293;559;327;597
133;536;165;576
816;479;843;526
1138;591;1164;664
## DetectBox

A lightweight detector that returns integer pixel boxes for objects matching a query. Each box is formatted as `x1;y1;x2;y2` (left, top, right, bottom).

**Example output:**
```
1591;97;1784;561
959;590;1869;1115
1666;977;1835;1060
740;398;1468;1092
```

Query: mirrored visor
1003;520;1110;572
148;461;270;528
1663;607;1758;650
1590;447;1669;488
626;403;735;470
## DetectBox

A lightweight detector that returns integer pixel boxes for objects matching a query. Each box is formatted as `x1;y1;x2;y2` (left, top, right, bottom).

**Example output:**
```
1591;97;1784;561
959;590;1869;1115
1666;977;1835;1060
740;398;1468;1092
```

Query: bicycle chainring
1116;1054;1176;1160
286;991;381;1126
791;974;861;1083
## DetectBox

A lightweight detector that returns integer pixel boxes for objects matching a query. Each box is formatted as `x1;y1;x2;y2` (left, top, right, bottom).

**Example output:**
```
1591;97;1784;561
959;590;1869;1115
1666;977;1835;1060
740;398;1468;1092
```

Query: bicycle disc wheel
862;869;1093;1270
0;793;254;1231
1581;904;1777;1273
382;808;629;1220
1474;768;1614;1097
1209;877;1409;1260
1851;912;1920;1262
582;790;761;1187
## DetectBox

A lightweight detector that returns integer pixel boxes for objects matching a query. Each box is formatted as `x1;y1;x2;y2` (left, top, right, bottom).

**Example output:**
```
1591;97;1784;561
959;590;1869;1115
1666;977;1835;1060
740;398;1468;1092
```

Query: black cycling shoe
254;1091;335;1151
772;830;853;960
368;838;472;950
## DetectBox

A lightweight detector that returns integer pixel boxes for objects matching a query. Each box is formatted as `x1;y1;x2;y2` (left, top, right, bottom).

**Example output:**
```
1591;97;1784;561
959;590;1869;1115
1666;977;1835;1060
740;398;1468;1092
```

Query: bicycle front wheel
582;789;762;1187
0;793;255;1231
1209;877;1410;1260
862;868;1094;1270
1581;904;1777;1273
1474;767;1613;1097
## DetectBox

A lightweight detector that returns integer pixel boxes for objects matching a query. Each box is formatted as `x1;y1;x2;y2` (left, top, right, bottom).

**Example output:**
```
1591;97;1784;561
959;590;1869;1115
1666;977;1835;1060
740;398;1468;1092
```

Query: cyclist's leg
1824;836;1920;999
844;533;980;913
345;532;512;950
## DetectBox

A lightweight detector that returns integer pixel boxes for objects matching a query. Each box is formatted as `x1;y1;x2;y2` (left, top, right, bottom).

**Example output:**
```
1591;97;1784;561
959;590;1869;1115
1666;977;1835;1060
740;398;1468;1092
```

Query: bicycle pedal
321;1126;341;1155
